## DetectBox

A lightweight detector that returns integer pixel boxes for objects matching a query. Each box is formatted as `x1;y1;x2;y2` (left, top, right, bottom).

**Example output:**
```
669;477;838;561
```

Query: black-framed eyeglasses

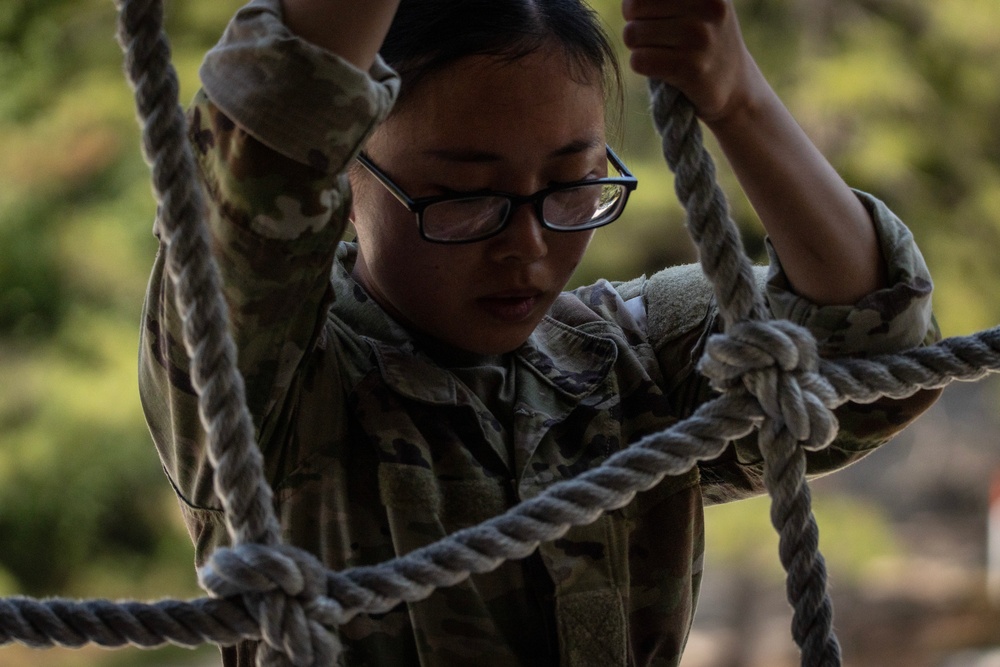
355;145;638;244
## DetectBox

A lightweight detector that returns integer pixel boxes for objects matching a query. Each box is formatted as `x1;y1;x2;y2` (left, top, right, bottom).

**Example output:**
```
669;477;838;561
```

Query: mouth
477;289;543;322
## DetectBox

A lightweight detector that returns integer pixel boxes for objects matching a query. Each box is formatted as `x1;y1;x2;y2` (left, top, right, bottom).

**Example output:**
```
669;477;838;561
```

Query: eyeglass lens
422;182;625;242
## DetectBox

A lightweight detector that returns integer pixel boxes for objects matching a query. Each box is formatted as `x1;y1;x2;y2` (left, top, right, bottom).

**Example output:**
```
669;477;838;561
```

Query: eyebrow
422;138;602;164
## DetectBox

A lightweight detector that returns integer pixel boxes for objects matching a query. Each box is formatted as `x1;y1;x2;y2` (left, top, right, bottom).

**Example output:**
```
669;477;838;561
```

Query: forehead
381;46;607;155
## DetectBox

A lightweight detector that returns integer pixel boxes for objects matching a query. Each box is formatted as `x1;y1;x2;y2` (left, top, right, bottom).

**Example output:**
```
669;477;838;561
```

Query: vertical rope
648;80;842;666
116;0;281;549
764;427;842;666
647;80;768;329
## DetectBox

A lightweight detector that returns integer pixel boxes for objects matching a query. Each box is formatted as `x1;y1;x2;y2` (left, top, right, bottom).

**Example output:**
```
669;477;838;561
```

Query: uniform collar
331;242;617;406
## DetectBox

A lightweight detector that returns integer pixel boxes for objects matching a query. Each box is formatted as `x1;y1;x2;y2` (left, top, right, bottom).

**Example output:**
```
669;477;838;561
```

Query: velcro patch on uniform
440;478;509;529
378;462;441;513
556;588;628;666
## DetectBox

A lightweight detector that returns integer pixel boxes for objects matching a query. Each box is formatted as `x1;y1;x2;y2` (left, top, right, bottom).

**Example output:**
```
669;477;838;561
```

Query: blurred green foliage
0;2;242;665
703;492;902;584
1;0;1000;665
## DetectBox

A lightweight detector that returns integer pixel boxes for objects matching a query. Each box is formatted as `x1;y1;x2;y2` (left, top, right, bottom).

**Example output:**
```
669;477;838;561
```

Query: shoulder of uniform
641;263;768;346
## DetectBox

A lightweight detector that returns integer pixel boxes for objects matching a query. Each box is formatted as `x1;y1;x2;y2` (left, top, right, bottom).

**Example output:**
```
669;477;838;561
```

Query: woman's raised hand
281;0;401;70
621;0;767;125
624;0;886;305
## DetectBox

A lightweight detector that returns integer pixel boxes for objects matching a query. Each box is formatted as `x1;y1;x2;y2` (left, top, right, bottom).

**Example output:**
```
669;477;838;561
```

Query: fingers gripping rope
5;1;1000;666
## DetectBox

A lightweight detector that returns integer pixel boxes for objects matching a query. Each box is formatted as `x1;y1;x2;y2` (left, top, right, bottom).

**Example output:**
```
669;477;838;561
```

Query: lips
477;289;543;322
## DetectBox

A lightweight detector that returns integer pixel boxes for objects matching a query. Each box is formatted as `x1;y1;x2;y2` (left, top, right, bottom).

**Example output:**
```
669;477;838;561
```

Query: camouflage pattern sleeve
139;0;398;517
640;191;941;504
200;0;398;174
762;191;939;355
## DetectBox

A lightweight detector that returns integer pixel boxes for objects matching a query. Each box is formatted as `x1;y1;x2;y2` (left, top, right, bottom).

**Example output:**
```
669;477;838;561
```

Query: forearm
143;0;403;511
705;64;886;305
183;0;399;412
281;0;400;69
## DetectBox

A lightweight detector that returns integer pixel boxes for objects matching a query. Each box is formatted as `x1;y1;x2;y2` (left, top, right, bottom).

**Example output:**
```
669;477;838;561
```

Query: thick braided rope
822;327;1000;401
648;80;840;666
5;2;1000;666
0;596;260;648
646;81;768;328
116;0;280;549
4;329;997;656
4;328;999;654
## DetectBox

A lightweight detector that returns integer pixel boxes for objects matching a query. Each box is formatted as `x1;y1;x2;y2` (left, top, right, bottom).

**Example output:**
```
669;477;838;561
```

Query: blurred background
2;0;1000;665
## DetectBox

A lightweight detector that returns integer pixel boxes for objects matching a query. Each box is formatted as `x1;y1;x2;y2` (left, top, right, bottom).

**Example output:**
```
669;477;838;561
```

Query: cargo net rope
3;1;1000;666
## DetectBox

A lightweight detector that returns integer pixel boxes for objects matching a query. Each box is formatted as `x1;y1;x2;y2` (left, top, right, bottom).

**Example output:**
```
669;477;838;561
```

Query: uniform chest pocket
378;462;514;531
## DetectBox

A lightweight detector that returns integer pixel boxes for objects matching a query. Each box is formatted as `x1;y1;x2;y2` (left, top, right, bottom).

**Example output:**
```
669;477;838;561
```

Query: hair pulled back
380;0;622;113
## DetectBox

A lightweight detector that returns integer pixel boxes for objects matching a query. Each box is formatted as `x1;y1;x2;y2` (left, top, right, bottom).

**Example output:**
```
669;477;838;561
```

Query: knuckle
622;22;638;48
624;0;659;20
686;24;712;51
629;50;658;76
702;0;729;23
689;55;713;81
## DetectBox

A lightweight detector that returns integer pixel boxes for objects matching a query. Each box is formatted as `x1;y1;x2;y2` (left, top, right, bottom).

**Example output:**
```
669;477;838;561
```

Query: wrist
281;0;401;71
701;57;773;133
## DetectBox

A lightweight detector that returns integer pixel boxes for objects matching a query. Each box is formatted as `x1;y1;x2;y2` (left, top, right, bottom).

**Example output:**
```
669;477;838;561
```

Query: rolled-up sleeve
200;0;398;174
635;191;941;504
139;0;398;519
764;190;939;355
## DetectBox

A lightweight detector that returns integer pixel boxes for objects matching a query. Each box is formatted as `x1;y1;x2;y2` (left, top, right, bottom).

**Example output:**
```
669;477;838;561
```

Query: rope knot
698;319;839;450
198;544;343;667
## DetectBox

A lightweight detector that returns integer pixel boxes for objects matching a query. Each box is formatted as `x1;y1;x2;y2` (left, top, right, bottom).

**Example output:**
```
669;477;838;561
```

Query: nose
488;202;548;263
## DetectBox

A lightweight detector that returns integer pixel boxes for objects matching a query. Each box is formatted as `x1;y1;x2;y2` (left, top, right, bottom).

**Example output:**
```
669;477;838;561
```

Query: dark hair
380;0;624;131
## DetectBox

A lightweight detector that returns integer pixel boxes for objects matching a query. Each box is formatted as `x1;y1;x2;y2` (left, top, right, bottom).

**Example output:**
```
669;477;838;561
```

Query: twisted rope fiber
0;596;260;649
648;81;840;665
7;326;1000;656
8;330;1000;661
116;0;280;551
820;324;1000;402
647;81;768;329
7;2;1000;666
116;1;340;663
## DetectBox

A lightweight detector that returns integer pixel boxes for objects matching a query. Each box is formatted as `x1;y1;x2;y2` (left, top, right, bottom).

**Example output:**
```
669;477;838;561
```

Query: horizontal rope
0;595;258;649
1;335;998;657
2;323;998;653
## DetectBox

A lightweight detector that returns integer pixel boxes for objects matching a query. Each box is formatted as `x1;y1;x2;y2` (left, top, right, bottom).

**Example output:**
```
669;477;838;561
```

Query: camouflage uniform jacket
139;1;940;665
